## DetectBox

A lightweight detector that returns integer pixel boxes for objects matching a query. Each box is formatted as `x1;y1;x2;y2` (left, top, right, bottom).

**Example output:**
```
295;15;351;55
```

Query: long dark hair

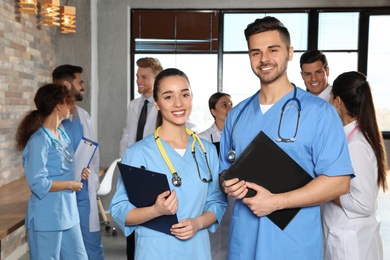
332;71;388;191
15;84;75;152
153;68;190;128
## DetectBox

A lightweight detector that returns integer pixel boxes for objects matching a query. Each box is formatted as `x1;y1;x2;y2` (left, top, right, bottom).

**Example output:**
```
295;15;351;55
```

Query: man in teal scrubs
219;16;354;259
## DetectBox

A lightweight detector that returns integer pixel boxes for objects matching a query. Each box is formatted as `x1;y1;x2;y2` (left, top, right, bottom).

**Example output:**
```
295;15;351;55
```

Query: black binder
117;162;178;235
222;131;313;230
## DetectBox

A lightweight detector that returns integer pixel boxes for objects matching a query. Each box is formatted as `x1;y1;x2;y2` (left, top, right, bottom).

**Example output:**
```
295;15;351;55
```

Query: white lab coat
322;121;384;260
119;96;198;157
318;84;332;102
199;123;221;143
119;96;158;157
77;106;100;232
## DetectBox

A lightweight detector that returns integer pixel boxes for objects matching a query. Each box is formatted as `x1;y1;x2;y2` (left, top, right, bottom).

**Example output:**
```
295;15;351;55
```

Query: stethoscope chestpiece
227;149;236;162
172;173;182;187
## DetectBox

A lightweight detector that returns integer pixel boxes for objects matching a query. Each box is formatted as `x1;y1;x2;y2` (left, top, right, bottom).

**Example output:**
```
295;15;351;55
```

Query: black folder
117;162;178;236
222;131;313;230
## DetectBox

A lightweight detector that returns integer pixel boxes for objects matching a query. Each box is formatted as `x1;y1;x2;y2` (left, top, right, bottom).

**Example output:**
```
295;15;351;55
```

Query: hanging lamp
60;5;76;34
40;0;60;26
19;0;38;14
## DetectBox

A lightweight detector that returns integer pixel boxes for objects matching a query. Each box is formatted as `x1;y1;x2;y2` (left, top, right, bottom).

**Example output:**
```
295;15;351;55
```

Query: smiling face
153;75;192;127
136;67;155;98
301;60;329;96
69;72;85;101
248;30;293;85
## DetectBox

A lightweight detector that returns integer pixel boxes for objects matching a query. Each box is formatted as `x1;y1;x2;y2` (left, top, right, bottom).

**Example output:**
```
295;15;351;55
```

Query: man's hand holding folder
221;131;313;230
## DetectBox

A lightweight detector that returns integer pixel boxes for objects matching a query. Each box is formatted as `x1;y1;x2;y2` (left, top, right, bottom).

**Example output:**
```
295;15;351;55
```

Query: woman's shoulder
125;135;156;154
198;123;217;141
29;128;49;144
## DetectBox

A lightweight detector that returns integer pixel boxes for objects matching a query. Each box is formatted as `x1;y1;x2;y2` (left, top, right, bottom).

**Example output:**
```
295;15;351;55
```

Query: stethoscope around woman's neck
41;126;74;163
227;84;301;162
154;126;213;187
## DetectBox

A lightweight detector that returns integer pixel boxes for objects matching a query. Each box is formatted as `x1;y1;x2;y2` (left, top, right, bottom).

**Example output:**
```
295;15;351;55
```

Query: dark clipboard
221;131;313;230
74;137;98;181
117;162;178;236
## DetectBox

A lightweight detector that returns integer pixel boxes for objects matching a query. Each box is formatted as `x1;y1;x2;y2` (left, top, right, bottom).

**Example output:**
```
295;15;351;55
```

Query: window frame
130;7;390;133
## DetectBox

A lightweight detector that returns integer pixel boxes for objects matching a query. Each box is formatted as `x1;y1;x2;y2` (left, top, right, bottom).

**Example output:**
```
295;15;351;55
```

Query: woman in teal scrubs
15;84;88;260
110;68;227;260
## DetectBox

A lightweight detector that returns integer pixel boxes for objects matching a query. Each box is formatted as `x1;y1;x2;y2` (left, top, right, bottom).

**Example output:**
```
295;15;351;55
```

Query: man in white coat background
53;64;104;260
300;49;332;102
119;57;163;158
119;57;163;260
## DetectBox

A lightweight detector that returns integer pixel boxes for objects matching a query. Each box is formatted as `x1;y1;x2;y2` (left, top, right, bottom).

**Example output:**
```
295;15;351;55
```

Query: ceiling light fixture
19;0;38;14
60;5;76;34
40;0;60;26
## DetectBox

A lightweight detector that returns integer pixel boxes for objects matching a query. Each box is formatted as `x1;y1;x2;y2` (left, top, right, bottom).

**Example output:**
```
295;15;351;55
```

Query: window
132;10;219;53
223;13;308;104
367;15;390;131
131;8;390;132
134;54;218;132
318;12;359;87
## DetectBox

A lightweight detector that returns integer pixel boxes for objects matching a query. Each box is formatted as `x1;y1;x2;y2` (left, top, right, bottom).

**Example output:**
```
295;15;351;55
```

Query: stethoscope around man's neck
227;83;301;162
227;90;259;162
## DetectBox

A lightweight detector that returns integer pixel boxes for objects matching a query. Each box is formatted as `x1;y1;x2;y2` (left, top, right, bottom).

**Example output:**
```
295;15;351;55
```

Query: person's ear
325;66;330;77
55;103;63;112
153;100;160;110
62;80;72;89
334;96;343;109
288;46;294;61
211;108;217;118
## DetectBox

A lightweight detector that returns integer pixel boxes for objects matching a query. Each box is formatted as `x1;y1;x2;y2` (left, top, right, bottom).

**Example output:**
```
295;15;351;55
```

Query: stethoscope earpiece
227;149;236;162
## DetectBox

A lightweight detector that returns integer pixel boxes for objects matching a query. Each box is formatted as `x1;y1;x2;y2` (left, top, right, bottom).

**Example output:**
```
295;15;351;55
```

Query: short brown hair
136;57;163;77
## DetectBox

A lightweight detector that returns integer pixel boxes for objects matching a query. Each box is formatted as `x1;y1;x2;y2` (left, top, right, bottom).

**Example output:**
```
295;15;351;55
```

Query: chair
97;158;121;236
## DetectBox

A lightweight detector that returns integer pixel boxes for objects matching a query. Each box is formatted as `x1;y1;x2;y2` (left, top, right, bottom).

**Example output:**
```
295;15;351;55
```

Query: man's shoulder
127;96;142;110
130;96;143;104
75;105;92;121
76;105;90;115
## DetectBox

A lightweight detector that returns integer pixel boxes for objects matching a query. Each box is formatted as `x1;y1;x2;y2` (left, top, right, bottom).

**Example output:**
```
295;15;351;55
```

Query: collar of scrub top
154;126;213;187
41;126;74;163
227;83;301;162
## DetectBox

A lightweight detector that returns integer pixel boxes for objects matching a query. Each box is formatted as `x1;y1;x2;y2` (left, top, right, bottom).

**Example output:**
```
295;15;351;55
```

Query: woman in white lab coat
199;92;233;260
323;71;388;260
199;92;233;155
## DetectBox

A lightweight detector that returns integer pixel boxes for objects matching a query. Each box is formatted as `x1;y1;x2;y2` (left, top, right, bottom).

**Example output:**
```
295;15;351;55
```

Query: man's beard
71;84;83;101
256;57;289;84
75;93;83;101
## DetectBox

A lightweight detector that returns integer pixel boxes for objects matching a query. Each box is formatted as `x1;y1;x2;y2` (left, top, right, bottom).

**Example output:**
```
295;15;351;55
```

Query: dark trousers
126;232;135;260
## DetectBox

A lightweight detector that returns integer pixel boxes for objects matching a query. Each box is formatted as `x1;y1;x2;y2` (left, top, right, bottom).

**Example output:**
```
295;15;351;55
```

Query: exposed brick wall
0;0;57;258
0;0;56;186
